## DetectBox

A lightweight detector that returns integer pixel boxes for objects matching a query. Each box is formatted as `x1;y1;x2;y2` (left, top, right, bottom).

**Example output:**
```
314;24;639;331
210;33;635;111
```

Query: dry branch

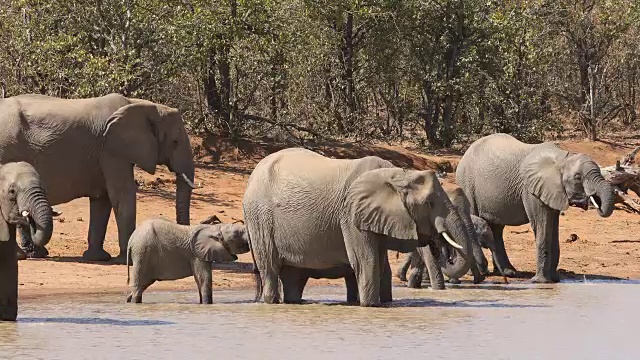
600;145;640;214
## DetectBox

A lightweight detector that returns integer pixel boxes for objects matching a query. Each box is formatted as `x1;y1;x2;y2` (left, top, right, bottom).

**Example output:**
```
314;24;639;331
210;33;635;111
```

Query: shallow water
1;281;638;359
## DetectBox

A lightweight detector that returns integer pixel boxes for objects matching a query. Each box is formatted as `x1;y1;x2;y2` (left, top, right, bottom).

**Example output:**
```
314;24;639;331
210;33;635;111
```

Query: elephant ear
522;154;569;211
189;225;231;262
103;103;160;174
347;168;420;240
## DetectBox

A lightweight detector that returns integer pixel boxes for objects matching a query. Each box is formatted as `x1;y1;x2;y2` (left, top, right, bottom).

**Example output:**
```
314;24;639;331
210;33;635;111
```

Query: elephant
456;133;615;283
242;148;475;307
125;215;250;304
396;185;495;287
0;93;195;262
0;162;54;321
398;213;495;289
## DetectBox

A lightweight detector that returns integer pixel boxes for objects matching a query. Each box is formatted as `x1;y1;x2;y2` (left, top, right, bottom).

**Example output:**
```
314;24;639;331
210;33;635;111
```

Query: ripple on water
0;283;638;359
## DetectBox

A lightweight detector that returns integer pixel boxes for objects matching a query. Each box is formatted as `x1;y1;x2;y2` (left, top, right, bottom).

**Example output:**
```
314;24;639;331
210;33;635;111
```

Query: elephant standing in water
456;133;615;283
243;148;475;307
0;94;195;262
0;162;53;321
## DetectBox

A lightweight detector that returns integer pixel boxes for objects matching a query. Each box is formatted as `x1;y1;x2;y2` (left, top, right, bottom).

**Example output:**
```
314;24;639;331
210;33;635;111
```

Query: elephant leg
104;164;137;263
130;280;154;304
193;260;213;304
379;249;392;304
280;266;307;304
82;196;113;261
0;240;18;321
488;223;517;277
343;225;381;307
395;253;412;282
407;267;423;288
18;225;48;258
421;246;445;290
524;201;561;283
344;271;359;303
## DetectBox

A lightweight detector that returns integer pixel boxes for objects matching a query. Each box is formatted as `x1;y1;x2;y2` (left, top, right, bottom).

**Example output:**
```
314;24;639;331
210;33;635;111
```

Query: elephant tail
126;245;131;285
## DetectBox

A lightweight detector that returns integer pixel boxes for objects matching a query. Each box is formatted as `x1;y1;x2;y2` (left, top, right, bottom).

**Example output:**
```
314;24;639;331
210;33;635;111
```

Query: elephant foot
473;274;486;284
16;247;27;261
501;267;518;278
111;254;127;265
82;248;112;262
447;278;461;284
395;269;408;282
529;274;558;284
23;245;48;259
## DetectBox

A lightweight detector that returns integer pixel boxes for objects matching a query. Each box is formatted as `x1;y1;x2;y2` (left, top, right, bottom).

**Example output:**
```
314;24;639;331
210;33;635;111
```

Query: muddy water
0;282;638;359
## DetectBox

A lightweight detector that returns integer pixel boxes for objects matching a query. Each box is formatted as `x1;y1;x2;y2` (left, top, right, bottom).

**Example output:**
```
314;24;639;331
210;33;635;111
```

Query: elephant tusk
180;173;196;189
590;196;599;209
21;210;29;218
442;232;463;250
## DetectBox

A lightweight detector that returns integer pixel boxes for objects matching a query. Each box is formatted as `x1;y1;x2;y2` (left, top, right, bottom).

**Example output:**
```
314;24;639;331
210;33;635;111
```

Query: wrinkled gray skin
0;162;53;321
126;217;250;304
398;214;495;288
457;133;615;283
0;93;195;262
243;148;474;307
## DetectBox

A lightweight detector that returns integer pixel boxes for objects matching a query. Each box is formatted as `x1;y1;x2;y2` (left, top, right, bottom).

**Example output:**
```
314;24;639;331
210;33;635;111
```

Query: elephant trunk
19;188;53;247
435;205;472;280
584;168;615;218
175;166;194;226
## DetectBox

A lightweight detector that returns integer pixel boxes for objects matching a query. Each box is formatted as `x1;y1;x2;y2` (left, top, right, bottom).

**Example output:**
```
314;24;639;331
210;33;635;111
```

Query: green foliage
0;0;638;146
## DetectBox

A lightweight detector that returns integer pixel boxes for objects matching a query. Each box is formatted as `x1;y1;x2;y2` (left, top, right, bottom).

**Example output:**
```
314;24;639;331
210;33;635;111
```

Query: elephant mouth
569;194;601;211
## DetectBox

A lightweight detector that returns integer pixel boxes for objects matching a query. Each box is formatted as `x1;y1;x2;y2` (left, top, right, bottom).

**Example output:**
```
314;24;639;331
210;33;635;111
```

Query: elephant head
103;99;195;225
0;162;53;247
189;223;250;263
523;151;615;217
442;186;486;279
347;168;473;279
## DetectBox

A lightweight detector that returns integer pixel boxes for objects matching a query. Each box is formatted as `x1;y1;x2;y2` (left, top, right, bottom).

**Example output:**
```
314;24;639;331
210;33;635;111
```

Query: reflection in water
0;284;638;359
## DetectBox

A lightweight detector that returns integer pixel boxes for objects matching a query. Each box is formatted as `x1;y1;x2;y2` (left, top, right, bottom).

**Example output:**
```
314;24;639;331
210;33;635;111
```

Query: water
1;282;639;359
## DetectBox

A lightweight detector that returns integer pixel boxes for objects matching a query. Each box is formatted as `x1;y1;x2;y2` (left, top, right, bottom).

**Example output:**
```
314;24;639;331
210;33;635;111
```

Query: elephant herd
0;93;616;320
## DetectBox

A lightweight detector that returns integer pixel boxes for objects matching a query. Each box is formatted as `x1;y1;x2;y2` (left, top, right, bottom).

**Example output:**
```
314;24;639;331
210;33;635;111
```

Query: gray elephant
126;215;250;304
0;93;195;262
398;214;495;288
456;133;615;283
243;148;475;307
0;162;53;321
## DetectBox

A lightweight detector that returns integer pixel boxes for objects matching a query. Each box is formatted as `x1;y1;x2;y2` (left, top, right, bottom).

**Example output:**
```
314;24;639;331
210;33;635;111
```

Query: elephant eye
574;174;582;181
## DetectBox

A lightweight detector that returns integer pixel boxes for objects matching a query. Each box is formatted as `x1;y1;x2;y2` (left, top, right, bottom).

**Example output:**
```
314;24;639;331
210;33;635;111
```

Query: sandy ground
17;135;640;300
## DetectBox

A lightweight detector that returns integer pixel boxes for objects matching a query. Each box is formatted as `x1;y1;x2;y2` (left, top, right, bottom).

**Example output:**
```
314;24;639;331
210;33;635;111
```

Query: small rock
560;211;565;216
57;217;65;223
77;217;83;222
219;210;225;213
566;234;579;243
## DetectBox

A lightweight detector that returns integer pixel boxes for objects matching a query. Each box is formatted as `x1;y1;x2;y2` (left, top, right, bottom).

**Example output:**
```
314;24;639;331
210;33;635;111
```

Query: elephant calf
126;215;250;304
397;214;495;288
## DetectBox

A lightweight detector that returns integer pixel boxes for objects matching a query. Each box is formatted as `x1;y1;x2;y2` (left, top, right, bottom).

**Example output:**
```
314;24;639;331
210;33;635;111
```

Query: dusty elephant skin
0;162;53;321
243;148;475;307
126;216;250;304
0;94;195;262
456;133;615;283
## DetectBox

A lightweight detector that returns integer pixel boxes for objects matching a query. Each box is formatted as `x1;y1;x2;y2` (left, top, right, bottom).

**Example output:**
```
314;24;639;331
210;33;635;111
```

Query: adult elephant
0;94;195;262
0;162;54;321
456;133;615;283
243;148;474;307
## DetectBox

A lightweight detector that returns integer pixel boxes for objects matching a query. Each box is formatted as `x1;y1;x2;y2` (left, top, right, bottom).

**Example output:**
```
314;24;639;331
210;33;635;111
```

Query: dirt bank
17;135;640;300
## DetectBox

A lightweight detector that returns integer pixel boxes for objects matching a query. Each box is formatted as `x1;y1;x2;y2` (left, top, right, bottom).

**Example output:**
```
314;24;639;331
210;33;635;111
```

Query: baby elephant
126;215;250;304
